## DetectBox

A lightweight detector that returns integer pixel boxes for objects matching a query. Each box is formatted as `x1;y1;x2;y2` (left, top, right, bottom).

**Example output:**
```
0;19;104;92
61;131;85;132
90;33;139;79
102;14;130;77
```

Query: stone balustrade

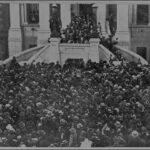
2;45;44;66
99;44;116;62
3;38;147;67
115;45;148;65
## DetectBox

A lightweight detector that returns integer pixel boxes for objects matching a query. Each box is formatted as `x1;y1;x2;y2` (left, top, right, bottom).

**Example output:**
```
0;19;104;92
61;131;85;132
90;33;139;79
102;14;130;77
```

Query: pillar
116;4;130;49
8;3;22;56
20;3;27;25
128;4;133;27
37;3;50;45
97;4;106;35
148;5;150;25
61;3;71;29
89;38;100;63
133;4;137;25
48;38;60;63
74;4;80;17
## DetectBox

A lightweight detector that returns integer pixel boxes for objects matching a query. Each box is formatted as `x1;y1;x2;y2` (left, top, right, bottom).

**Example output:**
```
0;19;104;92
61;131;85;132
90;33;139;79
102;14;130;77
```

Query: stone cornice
0;0;150;5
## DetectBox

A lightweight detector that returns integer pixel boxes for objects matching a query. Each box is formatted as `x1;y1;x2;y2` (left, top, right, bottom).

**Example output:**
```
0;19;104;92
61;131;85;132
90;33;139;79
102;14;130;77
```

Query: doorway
79;4;93;17
79;4;97;24
71;4;97;24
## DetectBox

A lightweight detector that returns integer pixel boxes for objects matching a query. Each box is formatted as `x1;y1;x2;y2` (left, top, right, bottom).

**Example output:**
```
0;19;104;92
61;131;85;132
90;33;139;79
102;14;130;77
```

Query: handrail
27;44;50;64
60;43;90;47
2;45;45;65
99;44;116;62
115;45;148;65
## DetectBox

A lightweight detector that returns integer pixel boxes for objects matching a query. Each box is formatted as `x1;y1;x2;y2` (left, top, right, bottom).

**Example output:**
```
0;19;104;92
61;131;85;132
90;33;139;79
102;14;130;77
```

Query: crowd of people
60;15;99;44
0;55;150;147
49;12;118;46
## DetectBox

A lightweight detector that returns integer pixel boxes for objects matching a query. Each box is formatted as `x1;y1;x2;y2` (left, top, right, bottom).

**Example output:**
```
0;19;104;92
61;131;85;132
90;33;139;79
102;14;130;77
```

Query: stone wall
130;26;150;63
115;45;148;65
2;45;44;66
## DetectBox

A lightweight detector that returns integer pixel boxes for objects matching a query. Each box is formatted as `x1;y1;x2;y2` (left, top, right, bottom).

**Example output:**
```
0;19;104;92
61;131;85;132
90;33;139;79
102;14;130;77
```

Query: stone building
0;0;150;63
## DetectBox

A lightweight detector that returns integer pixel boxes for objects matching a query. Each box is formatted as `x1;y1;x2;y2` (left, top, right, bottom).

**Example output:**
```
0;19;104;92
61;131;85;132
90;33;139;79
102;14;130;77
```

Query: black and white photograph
0;0;150;148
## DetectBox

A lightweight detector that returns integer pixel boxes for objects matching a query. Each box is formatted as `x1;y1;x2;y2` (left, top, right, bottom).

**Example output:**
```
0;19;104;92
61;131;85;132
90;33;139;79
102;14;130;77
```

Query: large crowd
60;15;99;44
0;54;150;147
0;11;150;147
49;13;118;46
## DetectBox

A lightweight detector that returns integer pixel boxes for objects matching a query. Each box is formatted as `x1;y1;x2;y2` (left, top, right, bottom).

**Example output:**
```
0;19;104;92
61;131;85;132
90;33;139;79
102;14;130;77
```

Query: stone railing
99;44;116;62
2;45;44;66
59;43;90;65
2;38;136;67
115;45;148;65
59;40;117;65
27;44;50;64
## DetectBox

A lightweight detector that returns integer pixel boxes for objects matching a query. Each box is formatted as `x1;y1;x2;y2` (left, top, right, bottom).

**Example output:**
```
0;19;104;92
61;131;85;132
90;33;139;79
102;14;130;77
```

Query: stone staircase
1;38;148;66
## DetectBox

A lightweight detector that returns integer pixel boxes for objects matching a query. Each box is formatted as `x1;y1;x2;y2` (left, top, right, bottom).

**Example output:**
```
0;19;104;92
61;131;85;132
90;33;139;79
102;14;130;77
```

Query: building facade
0;0;150;63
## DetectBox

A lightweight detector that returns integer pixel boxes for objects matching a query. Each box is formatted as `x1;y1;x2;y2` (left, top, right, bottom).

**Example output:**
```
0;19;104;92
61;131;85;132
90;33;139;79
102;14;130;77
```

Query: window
137;5;149;25
137;47;147;59
27;4;39;24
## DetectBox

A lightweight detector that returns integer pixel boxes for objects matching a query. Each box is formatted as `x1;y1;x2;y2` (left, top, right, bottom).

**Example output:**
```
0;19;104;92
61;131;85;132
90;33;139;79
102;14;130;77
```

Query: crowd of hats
60;15;99;44
0;54;150;147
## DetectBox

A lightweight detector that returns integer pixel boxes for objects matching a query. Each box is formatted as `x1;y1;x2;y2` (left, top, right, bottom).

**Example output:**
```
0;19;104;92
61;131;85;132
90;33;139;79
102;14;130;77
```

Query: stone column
128;4;133;27
89;38;100;63
133;4;137;25
61;3;71;29
116;4;130;49
75;4;80;16
37;3;50;45
20;3;28;25
8;3;22;56
148;5;150;26
48;38;61;63
97;4;106;35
